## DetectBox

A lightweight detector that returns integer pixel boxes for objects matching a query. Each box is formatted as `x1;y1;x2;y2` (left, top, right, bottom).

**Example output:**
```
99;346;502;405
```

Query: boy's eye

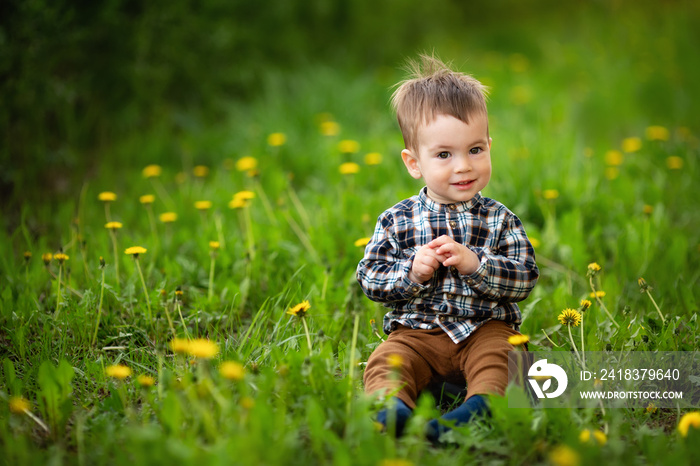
437;151;451;159
469;147;483;155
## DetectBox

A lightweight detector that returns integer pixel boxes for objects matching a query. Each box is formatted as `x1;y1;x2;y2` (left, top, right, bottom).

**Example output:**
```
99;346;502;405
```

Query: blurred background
2;0;699;226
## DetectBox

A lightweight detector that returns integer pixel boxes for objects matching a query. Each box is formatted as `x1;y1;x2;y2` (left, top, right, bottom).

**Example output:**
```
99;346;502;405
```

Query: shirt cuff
400;258;430;296
464;247;489;287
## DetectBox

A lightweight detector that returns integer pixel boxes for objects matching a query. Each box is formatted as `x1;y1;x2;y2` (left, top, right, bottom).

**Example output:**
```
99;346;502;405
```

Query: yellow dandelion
339;162;361;175
137;374;155;387
379;460;414;466
666;156;683;170
98;191;117;202
548;445;580;466
9;396;31;414
42;253;52;266
124;246;147;257
267;132;287;146
139;194;155;205
646;403;658;414
621;137;642;153
219;361;246;381
175;172;187;184
23;251;32;261
235;156;258;172
579;429;607;445
605;150;624;166
530;237;541;249
193;165;209;178
364;152;383;165
387;353;403;370
105;364;132;380
354;237;371;247
229;197;249;209
233;190;256;201
643;204;654;215
645;126;670;141
159;212;177;223
558;308;582;327
589;291;606;299
338;139;360;153
194;200;212;210
142;165;162;178
508;334;530;346
587;262;602;273
678;412;700;438
209;241;220;250
580;299;592;311
54;253;69;264
543;189;559;200
287;300;311;318
169;338;190;354
186;338;219;359
105;221;123;230
320;121;340;136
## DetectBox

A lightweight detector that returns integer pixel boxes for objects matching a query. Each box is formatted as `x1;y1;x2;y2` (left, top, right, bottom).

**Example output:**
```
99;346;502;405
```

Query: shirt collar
418;187;483;213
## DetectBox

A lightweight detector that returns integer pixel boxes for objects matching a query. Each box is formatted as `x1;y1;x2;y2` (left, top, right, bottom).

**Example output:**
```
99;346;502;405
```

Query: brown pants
364;320;522;409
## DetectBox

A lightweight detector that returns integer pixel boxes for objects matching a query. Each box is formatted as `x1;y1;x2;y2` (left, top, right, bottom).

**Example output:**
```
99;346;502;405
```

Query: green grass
2;3;700;465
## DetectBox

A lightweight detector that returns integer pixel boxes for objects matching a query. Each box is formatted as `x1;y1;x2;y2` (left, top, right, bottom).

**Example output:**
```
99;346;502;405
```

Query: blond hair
391;54;489;150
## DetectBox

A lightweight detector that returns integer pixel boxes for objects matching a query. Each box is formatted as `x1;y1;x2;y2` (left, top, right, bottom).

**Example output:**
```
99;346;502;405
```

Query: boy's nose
454;155;472;172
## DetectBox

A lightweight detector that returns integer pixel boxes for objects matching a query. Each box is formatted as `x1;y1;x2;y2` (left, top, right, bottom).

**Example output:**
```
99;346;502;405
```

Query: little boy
357;55;539;441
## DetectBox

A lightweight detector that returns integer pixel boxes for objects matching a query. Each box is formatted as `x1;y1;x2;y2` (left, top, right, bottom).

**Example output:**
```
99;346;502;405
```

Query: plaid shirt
357;188;539;344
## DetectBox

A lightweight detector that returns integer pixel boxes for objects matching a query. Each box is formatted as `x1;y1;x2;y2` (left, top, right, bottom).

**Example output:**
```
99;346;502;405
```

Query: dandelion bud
99;256;106;268
587;262;602;277
638;277;651;293
42;253;52;266
23;251;32;262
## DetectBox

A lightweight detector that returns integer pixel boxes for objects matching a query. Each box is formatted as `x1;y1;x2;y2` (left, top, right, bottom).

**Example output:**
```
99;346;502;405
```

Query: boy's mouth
452;179;475;189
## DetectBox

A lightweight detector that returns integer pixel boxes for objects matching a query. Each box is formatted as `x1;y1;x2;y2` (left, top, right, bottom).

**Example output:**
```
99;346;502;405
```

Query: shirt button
449;220;457;228
448;204;456;211
447;293;455;299
450;266;459;276
411;286;420;292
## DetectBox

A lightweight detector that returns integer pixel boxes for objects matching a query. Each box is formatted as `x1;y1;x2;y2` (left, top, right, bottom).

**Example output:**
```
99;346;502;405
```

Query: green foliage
1;0;700;464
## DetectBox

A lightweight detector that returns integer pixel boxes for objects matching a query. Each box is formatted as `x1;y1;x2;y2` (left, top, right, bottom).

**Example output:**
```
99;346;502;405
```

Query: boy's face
401;113;492;205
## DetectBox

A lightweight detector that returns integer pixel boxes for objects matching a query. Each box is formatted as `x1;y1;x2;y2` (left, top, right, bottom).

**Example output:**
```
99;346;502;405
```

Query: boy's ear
401;149;423;180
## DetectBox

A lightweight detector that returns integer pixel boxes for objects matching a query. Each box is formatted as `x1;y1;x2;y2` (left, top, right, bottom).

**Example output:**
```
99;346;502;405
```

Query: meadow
2;1;700;465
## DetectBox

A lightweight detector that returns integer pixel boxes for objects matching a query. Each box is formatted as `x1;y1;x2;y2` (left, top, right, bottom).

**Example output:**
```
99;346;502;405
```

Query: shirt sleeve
356;213;429;303
463;213;539;303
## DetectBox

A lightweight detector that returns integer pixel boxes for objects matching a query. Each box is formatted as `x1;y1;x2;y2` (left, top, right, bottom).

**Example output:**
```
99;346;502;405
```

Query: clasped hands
407;235;480;284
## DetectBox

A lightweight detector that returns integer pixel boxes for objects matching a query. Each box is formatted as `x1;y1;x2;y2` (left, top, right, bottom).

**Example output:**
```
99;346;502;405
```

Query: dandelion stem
162;301;176;338
134;258;151;321
282;210;321;264
645;290;665;324
92;266;106;347
580;313;586;369
243;205;256;260
214;213;226;250
345;313;360;437
589;276;620;328
25;409;50;434
55;264;63;319
176;300;189;338
208;253;216;302
301;315;313;352
567;325;583;367
254;180;278;226
109;230;120;290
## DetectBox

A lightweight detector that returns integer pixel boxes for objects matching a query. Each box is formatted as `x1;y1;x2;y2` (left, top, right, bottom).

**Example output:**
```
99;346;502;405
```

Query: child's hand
428;235;480;275
408;244;446;284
